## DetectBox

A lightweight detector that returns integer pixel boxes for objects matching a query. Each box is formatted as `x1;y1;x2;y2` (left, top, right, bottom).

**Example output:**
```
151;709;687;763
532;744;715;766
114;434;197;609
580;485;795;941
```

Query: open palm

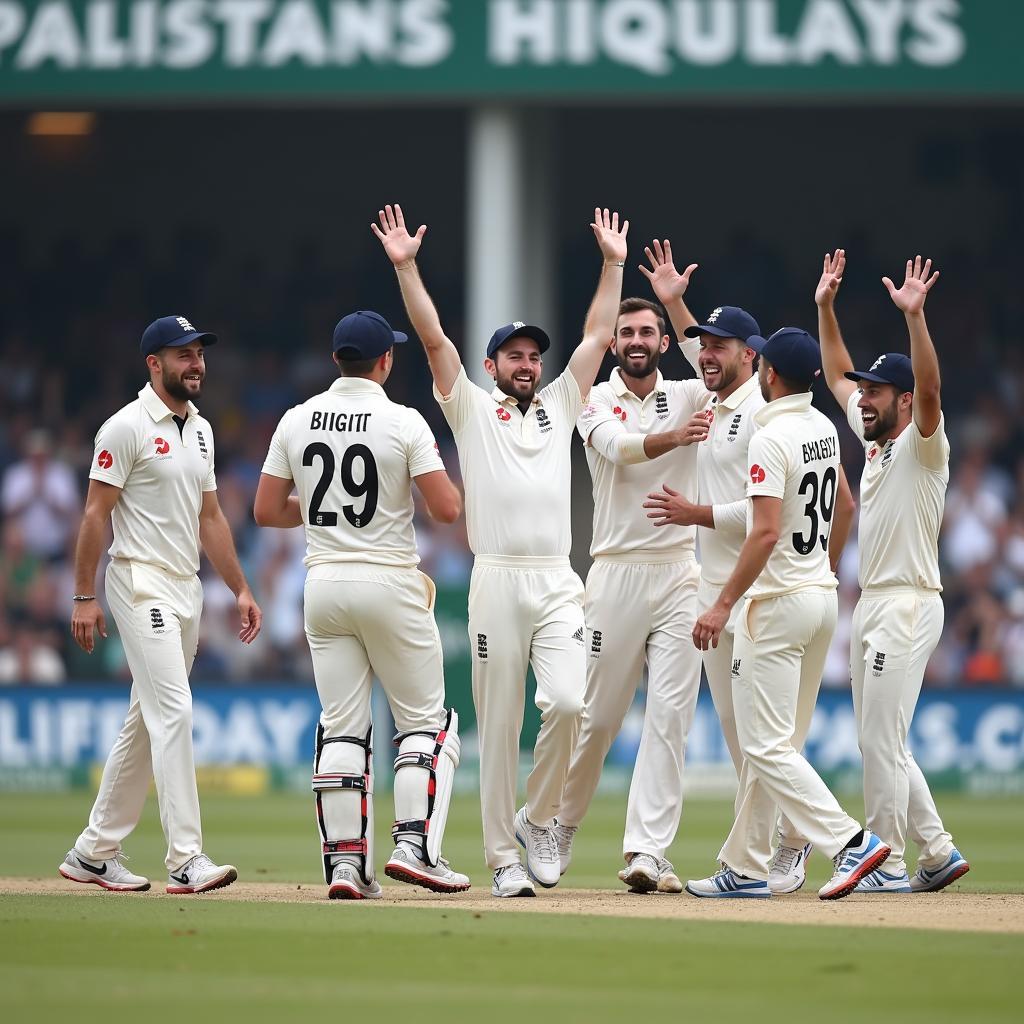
815;249;845;307
883;255;939;315
640;238;698;306
371;203;426;265
591;207;629;263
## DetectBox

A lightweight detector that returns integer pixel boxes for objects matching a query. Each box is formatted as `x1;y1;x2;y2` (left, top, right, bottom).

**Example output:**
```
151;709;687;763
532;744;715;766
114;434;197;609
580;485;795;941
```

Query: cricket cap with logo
844;353;915;394
746;328;822;386
332;310;408;359
486;321;551;359
684;306;761;343
140;315;218;356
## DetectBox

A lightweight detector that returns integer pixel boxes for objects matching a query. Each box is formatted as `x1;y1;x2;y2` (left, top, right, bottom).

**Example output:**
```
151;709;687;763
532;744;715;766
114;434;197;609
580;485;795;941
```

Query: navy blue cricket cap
748;328;822;385
845;353;915;394
684;306;760;342
140;315;217;356
486;322;551;359
332;310;408;359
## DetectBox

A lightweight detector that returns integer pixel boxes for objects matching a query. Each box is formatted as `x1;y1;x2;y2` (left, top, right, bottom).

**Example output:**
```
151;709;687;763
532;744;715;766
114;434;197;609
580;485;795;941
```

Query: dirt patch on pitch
2;877;1021;934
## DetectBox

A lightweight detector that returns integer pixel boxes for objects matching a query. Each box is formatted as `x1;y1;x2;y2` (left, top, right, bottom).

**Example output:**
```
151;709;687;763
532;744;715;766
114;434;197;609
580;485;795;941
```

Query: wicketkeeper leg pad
312;723;374;885
392;708;460;867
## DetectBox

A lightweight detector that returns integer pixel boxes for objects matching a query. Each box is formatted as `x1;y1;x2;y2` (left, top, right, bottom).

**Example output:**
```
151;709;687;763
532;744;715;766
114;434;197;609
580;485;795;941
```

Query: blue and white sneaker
910;849;970;893
818;830;891;901
685;865;772;899
853;868;912;893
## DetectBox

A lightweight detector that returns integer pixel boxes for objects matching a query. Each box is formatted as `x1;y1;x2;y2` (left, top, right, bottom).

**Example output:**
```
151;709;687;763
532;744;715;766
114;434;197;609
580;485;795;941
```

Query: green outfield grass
2;792;1022;1023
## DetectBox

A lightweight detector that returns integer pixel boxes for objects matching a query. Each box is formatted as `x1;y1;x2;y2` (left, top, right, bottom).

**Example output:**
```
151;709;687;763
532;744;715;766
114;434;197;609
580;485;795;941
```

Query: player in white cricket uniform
816;250;969;893
687;327;890;901
553;296;711;894
373;203;627;897
61;315;261;895
254;310;470;900
641;243;852;894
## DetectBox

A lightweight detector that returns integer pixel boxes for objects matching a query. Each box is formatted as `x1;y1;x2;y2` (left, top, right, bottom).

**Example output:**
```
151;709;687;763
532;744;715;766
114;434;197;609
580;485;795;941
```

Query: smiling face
149;341;206;402
698;334;754;395
485;336;543;403
613;309;669;379
857;381;911;441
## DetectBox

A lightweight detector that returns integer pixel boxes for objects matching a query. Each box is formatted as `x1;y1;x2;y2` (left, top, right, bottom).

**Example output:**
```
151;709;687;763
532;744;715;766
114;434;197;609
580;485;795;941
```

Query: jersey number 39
302;442;378;528
793;467;837;555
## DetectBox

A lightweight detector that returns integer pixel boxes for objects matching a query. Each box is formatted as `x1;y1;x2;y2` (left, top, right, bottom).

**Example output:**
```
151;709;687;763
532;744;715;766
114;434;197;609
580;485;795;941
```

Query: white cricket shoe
328;862;383;900
514;807;560;888
656;857;683;894
818;830;891;901
854;868;912;893
491;862;536;898
768;842;812;894
166;853;238;895
385;845;470;894
621;853;660;893
58;850;150;892
552;820;577;876
686;865;771;899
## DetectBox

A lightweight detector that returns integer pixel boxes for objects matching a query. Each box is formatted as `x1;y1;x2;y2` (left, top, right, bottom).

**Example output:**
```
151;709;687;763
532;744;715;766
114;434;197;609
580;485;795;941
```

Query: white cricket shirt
89;383;216;578
745;392;840;599
845;390;948;592
578;368;708;561
262;377;444;569
435;366;582;558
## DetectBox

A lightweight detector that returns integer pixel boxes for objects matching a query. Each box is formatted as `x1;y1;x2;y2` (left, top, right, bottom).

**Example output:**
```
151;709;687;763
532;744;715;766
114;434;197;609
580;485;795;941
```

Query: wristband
605;260;625;267
72;595;97;602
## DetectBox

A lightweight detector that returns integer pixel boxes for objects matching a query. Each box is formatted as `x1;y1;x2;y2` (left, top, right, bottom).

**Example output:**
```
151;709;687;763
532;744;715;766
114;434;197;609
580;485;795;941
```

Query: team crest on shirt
728;414;742;441
655;393;669;419
153;437;171;457
536;407;552;434
612;406;627;422
881;440;895;466
496;408;511;423
750;464;766;484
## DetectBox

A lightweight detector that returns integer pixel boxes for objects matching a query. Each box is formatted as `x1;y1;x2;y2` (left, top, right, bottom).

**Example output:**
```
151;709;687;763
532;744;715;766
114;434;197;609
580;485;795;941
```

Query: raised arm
639;238;699;342
567;208;628;398
815;249;858;409
372;203;462;395
883;255;942;438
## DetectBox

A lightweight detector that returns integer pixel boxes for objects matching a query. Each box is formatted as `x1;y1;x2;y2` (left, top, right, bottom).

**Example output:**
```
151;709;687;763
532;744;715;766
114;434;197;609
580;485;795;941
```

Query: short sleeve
89;416;138;489
202;426;217;492
746;431;788;500
845;389;868;446
677;335;702;377
433;366;484;435
261;411;294;481
907;413;950;473
406;410;446;478
539;368;584;426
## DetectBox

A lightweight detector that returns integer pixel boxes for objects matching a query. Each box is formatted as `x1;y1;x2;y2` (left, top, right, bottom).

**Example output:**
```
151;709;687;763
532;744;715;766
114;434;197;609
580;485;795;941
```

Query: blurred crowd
2;226;1023;690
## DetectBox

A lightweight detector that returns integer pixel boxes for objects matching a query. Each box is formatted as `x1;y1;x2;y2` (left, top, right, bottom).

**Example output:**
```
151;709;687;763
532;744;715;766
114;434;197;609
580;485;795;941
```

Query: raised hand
883;255;939;315
815;249;845;308
639;238;698;307
591;207;629;264
371;203;426;266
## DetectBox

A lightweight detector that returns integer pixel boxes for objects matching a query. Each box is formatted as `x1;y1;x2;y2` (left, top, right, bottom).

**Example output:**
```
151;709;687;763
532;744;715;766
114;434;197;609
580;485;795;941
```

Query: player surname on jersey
309;410;373;432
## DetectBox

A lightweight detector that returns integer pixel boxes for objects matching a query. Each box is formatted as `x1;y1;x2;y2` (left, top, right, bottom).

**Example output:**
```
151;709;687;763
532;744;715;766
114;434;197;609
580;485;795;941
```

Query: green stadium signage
0;0;1022;100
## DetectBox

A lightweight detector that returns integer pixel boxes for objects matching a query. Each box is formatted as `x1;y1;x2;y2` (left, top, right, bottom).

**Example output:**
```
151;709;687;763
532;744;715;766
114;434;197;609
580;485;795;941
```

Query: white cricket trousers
699;578;805;854
851;588;954;877
559;556;702;858
304;563;445;740
76;559;204;872
469;556;586;870
720;589;860;879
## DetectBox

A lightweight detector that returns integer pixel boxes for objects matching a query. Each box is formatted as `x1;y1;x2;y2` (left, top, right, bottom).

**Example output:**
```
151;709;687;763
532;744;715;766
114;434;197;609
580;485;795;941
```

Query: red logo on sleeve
496;408;511;422
96;450;113;470
612;406;627;422
750;464;766;484
154;437;170;455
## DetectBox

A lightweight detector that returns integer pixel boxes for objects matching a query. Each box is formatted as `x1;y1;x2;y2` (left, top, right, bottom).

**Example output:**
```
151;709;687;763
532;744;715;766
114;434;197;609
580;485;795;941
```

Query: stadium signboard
0;0;1022;101
1;685;1022;794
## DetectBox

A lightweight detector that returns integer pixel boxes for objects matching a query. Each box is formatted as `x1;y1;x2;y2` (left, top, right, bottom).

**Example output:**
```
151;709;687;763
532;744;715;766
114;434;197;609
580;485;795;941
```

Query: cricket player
61;315;261;894
641;241;853;894
552;295;711;894
687;327;890;901
815;250;969;893
373;202;626;897
254;310;470;900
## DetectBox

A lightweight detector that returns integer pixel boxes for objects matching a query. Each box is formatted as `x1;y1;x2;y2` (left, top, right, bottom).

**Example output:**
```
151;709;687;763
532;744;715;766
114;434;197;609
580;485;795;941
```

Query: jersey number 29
793;466;837;554
302;442;378;528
